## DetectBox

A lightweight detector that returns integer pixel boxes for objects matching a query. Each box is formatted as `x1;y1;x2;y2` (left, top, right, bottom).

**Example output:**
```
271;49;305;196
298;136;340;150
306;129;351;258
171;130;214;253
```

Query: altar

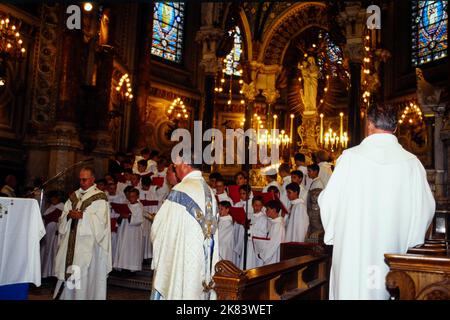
0;198;45;300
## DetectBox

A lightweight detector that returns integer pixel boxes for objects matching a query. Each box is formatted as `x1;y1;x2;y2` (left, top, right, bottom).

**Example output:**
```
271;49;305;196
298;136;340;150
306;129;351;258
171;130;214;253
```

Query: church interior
0;1;449;300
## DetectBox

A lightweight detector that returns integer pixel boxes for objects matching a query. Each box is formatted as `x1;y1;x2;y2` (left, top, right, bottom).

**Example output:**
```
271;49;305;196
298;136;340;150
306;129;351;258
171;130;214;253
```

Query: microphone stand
38;158;94;210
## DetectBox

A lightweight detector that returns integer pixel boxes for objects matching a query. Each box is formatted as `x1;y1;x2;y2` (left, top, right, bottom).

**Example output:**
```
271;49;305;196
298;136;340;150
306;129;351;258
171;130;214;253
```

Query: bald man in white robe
318;104;435;300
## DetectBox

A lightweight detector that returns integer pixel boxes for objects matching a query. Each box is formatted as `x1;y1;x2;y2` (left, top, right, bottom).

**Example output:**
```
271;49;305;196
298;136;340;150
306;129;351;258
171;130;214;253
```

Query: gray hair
367;103;398;132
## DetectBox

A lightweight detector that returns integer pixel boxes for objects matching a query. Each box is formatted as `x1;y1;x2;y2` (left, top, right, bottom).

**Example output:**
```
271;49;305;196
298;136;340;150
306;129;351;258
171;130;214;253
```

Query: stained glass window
224;26;242;76
412;0;448;66
325;34;343;65
151;2;185;63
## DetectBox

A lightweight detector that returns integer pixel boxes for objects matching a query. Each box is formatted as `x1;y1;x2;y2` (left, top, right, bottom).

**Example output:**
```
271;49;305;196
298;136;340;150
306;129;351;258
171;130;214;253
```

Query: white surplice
151;170;219;300
139;187;160;260
54;185;111;300
284;198;309;242
297;165;312;190
246;210;268;269
309;177;324;191
113;202;144;271
318;162;333;188
232;199;253;269
280;175;291;209
262;180;281;193
254;216;285;265
107;192;126;264
218;215;234;261
41;202;64;278
216;192;233;204
318;133;436;300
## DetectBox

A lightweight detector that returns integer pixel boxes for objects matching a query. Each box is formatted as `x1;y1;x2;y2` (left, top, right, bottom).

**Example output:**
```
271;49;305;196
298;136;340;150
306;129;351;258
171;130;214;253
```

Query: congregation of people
1;103;435;301
1;147;332;282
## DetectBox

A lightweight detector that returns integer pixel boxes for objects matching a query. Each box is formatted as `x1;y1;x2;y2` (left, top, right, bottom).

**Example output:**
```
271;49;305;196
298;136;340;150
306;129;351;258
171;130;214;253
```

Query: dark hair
252;195;264;204
95;178;106;185
266;200;281;212
290;170;304;179
215;177;225;184
141;176;152;186
137;159;148;167
367;103;398;132
235;171;248;180
286;182;300;194
239;184;252;193
278;163;290;174
294;153;305;163
129;188;140;197
316;150;329;162
123;186;134;194
150;150;160;158
219;200;232;208
141;148;150;156
157;158;167;166
307;164;320;173
267;185;280;194
209;172;223;180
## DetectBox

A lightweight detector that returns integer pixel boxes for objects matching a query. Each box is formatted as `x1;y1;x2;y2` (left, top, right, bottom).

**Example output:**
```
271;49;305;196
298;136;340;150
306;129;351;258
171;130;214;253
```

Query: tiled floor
28;278;150;300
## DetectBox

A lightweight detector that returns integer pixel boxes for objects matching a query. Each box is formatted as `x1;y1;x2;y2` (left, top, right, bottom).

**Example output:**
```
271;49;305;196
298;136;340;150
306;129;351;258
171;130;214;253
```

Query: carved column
91;7;115;177
241;82;258;173
339;3;366;147
196;24;223;172
47;28;84;190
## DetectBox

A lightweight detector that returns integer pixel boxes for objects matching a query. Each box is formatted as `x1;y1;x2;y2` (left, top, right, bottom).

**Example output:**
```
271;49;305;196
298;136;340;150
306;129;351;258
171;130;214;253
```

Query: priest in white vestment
318;104;435;300
151;158;219;300
53;168;111;300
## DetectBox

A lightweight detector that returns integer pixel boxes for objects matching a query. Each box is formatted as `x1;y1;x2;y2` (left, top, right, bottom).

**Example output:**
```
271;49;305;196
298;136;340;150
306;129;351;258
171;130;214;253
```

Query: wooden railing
213;255;330;300
385;253;450;300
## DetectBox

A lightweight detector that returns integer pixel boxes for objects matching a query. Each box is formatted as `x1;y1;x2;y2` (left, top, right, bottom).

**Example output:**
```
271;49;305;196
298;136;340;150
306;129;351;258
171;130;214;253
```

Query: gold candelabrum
251;113;295;155
318;112;349;152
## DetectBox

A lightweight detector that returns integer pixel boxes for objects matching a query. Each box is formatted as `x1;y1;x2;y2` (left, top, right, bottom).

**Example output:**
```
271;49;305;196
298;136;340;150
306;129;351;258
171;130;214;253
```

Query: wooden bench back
213;255;330;300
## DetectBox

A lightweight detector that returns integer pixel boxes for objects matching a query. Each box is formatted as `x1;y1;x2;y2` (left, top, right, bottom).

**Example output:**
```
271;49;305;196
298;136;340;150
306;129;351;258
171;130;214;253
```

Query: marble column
339;3;366;147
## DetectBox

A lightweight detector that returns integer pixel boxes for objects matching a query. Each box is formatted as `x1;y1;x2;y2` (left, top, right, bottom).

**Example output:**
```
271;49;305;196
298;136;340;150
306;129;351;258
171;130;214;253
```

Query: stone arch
238;8;253;62
258;2;330;65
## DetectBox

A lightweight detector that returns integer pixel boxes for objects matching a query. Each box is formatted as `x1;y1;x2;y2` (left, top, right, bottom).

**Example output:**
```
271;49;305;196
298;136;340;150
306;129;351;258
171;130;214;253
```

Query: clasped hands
68;210;83;220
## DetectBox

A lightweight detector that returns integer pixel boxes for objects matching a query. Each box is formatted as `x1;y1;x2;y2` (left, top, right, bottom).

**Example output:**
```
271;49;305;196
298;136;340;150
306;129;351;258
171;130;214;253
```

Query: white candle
339;112;344;146
320;114;324;145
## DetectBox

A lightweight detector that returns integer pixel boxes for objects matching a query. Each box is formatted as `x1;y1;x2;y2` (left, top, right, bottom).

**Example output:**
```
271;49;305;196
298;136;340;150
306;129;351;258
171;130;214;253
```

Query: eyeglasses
79;178;91;182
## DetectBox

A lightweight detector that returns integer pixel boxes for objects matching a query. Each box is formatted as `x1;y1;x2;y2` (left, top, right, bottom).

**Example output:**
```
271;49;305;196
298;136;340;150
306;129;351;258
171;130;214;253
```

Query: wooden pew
385;253;450;300
213;255;330;300
280;242;332;260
